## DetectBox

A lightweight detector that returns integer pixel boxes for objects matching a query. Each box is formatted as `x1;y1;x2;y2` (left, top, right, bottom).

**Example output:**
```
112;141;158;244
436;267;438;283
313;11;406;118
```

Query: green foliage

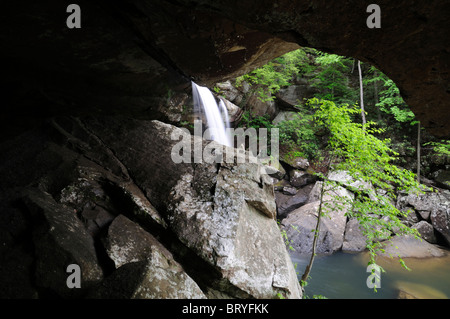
240;111;274;131
312;53;356;104
237;111;275;155
235;48;315;102
276;108;320;160
278;220;296;252
310;97;423;271
425;140;450;157
366;68;416;124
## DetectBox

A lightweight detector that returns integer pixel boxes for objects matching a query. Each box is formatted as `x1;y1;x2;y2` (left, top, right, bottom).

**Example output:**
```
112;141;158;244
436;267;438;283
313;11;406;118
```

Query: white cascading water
192;81;232;147
218;99;230;130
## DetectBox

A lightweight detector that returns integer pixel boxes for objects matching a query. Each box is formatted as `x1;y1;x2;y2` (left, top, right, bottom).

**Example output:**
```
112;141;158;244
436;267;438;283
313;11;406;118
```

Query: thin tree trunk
351;58;357;74
301;179;325;287
358;60;367;128
417;121;421;183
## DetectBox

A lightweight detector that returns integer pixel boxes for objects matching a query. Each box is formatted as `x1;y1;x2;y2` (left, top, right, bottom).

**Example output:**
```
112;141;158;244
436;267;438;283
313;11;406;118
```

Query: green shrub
276;109;320;160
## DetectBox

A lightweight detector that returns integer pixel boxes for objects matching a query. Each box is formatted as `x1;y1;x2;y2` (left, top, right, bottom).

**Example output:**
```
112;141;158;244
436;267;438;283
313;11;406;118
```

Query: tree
373;72;415;125
417;121;421;183
300;176;326;287
299;98;423;289
312;53;355;104
357;60;367;127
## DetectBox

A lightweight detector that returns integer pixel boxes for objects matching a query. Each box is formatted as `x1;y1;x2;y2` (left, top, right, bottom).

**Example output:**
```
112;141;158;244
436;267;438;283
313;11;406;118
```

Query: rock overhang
2;0;449;137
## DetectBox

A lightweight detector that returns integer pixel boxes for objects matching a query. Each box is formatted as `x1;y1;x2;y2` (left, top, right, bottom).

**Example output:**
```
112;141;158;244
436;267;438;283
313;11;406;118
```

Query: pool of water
290;251;450;299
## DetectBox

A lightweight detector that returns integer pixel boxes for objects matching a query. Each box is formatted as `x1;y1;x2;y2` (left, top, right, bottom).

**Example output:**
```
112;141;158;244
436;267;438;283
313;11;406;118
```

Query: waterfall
218;99;230;130
192;81;232;147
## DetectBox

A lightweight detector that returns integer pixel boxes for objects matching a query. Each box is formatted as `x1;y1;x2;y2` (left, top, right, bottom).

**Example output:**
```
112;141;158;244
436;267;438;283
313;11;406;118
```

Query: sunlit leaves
310;98;423;270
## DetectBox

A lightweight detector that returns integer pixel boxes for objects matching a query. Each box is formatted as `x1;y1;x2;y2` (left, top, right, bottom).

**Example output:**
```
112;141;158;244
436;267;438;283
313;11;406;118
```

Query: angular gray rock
342;218;367;252
307;181;323;203
85;118;302;299
105;215;158;268
412;221;437;244
272;111;298;126
282;202;333;254
246;91;277;118
89;257;206;299
276;185;313;220
397;190;450;246
276;85;318;109
431;207;450;246
397;191;439;221
282;182;353;255
279;153;310;171
328;170;376;198
277;193;308;220
215;80;242;104
23;188;103;298
260;157;286;180
289;169;316;188
168;153;301;298
379;235;446;258
95;214;206;299
282;201;348;255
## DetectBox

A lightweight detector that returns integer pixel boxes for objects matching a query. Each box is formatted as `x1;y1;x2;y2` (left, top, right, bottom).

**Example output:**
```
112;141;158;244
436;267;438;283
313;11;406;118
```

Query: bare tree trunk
358;60;367;128
301;178;325;288
351;58;357;74
417;121;421;183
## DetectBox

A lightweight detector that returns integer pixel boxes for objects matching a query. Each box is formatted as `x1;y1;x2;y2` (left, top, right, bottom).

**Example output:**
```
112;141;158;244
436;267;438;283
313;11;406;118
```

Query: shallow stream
291;250;450;299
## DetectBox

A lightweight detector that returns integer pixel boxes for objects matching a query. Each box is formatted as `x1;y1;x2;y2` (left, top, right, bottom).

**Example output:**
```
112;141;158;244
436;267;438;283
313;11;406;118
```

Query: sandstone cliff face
2;1;449;137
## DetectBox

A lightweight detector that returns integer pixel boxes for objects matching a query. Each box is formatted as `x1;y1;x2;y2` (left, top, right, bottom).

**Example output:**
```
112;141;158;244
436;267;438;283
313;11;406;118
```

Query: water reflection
291;250;450;299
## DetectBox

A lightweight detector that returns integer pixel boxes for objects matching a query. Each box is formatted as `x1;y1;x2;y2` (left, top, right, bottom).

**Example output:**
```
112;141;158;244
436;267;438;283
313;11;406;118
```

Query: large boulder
328;170;375;197
282;201;334;255
342;218;367;252
431;207;450;246
275;84;318;109
379;235;446;258
289;169;316;188
215;81;243;103
89;258;206;299
397;191;440;221
412;221;438;244
23;188;104;298
167;150;300;298
92;215;206;299
246;91;277;118
282;182;353;255
84;118;301;299
0;115;303;299
397;190;450;246
104;215;160;268
276;185;313;220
